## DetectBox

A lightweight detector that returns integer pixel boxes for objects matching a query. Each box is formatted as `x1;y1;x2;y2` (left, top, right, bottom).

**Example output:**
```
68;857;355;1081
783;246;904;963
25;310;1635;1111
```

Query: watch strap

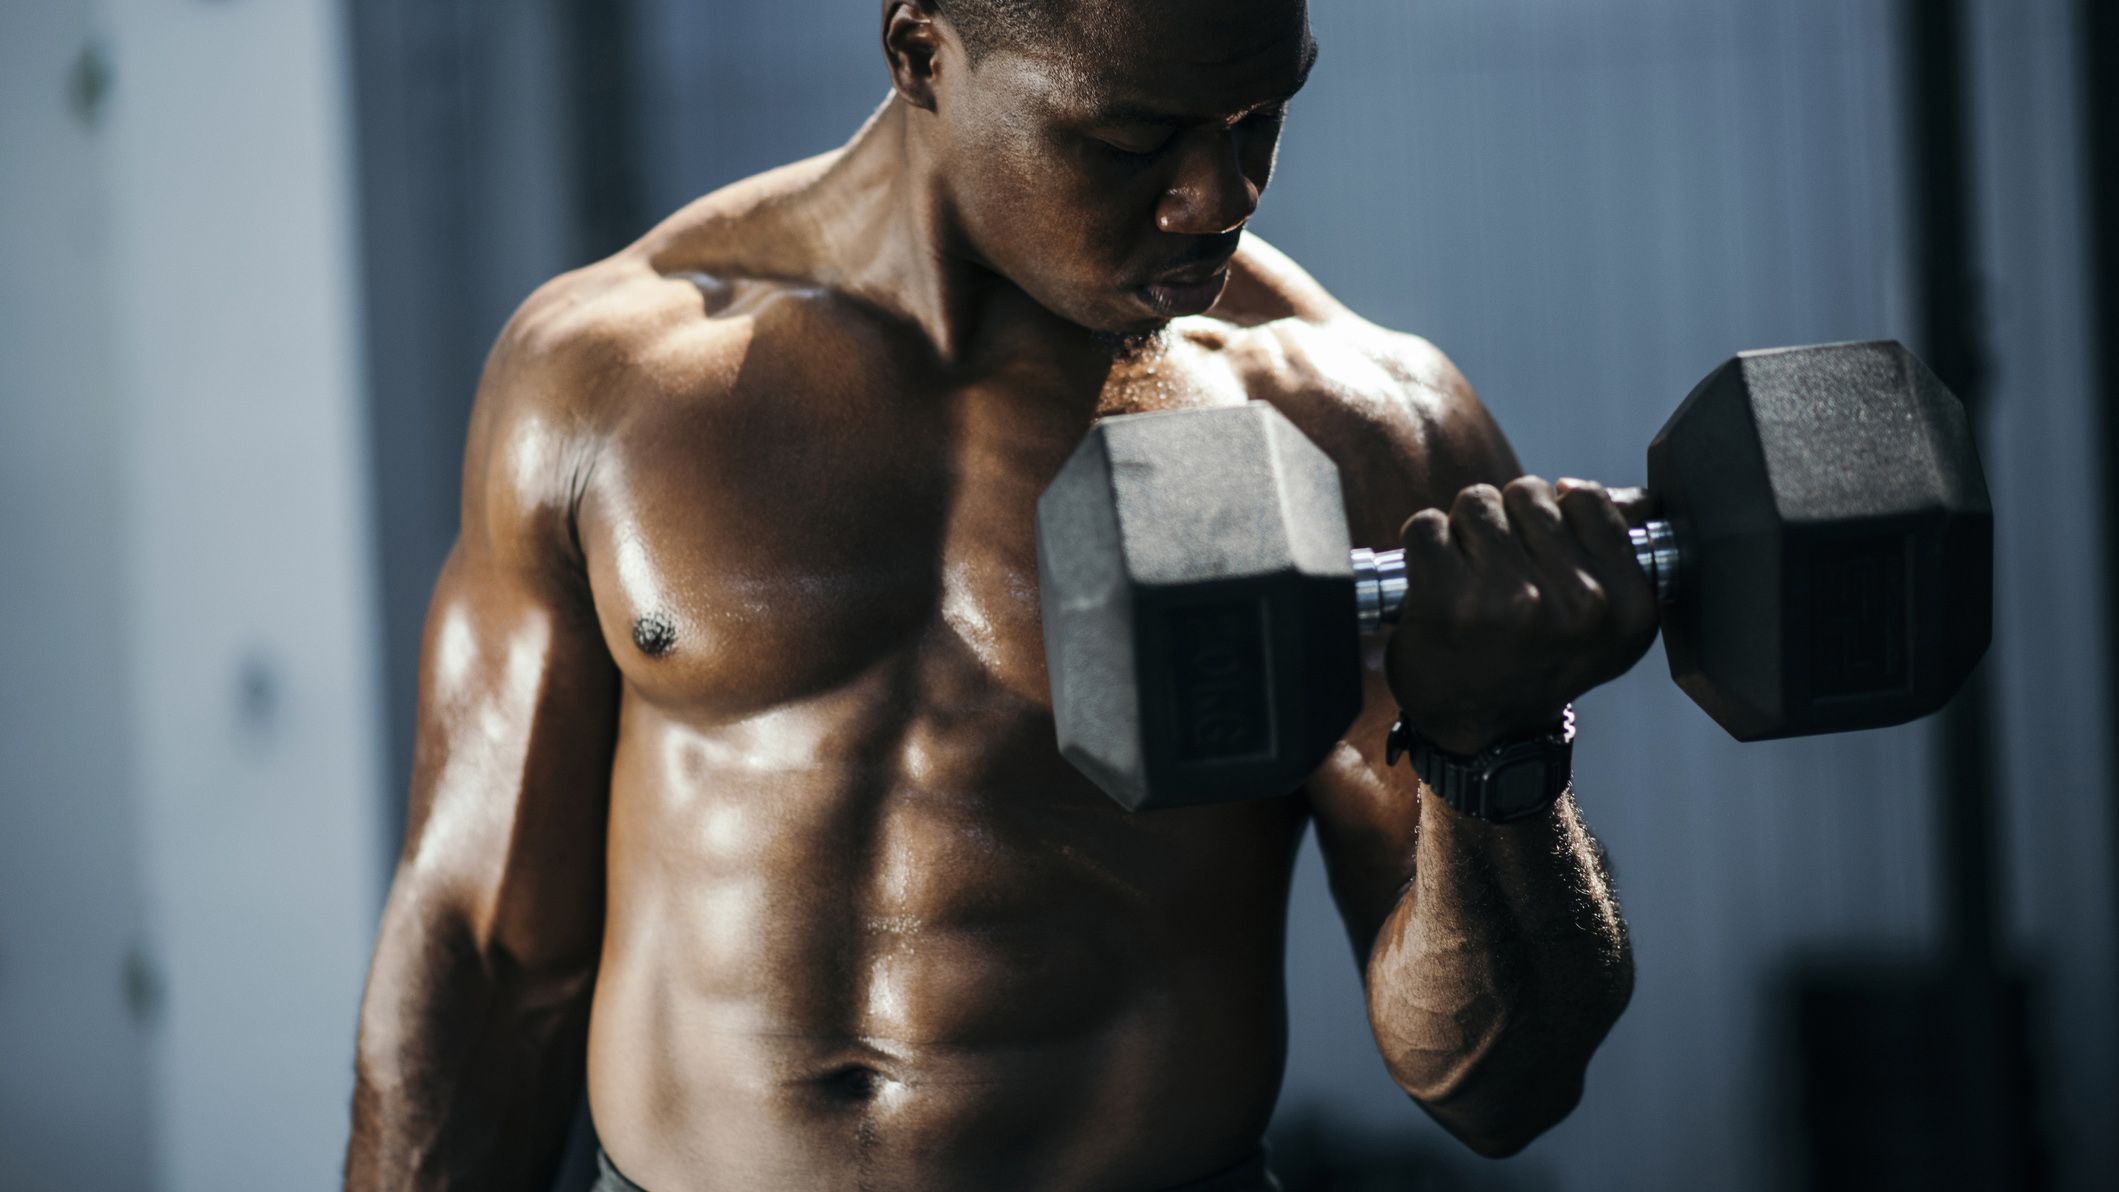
1387;706;1576;823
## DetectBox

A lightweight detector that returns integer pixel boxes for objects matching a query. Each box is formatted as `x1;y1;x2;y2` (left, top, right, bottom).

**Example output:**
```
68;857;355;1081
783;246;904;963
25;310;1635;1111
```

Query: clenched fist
1384;477;1661;757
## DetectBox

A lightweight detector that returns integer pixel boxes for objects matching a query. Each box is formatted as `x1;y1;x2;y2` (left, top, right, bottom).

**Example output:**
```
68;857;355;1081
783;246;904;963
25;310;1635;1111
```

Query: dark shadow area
1268;1109;1556;1192
554;1091;600;1192
2079;8;2119;1162
1775;956;2051;1191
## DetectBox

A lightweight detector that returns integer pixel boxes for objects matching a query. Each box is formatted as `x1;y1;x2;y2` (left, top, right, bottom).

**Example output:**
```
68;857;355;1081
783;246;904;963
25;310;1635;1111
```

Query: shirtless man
346;2;1648;1188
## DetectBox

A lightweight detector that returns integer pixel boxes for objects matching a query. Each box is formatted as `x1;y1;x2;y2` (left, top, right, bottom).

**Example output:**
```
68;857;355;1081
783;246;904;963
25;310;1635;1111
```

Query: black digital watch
1386;705;1576;823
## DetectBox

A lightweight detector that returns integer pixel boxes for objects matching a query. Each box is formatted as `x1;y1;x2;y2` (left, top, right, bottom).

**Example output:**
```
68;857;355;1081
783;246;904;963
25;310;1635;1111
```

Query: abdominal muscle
584;682;1309;1192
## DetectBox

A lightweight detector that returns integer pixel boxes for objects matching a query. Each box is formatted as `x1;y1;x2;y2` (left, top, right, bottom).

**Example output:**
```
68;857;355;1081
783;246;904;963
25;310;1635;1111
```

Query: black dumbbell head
1646;341;1992;740
1036;403;1365;810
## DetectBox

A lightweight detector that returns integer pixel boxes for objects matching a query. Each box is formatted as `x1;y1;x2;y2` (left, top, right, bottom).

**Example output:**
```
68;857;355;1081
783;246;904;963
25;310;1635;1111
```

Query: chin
1097;308;1172;335
1008;273;1165;337
1084;290;1179;338
1090;326;1170;361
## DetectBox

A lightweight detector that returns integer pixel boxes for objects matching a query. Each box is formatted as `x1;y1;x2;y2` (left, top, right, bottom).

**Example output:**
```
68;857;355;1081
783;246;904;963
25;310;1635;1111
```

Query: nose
1155;130;1261;236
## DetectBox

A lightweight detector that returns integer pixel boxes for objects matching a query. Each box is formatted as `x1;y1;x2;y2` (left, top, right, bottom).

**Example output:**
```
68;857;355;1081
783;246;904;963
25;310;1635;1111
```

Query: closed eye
1093;131;1174;159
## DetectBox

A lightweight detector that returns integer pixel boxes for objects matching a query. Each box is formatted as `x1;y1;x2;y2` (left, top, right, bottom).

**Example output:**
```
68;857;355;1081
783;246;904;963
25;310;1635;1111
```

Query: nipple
632;614;677;657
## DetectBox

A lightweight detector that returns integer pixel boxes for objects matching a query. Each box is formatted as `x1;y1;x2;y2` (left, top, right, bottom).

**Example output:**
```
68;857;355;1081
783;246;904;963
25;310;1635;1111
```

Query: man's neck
805;99;1095;367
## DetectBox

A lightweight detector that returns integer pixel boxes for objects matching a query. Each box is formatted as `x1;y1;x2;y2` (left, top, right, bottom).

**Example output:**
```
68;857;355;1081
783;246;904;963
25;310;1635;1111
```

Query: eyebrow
1091;34;1320;128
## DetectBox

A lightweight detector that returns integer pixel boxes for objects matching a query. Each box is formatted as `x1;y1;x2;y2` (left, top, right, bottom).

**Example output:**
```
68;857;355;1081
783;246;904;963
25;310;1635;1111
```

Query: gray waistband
594;1149;647;1192
595;1146;1278;1191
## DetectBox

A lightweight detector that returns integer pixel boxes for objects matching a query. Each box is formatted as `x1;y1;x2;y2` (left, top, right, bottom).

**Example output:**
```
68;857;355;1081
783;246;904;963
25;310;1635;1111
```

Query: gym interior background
2;0;2114;1188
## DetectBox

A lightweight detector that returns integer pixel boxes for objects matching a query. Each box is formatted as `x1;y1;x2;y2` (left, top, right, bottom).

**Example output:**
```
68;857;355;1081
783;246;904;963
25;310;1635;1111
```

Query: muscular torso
533;208;1450;1191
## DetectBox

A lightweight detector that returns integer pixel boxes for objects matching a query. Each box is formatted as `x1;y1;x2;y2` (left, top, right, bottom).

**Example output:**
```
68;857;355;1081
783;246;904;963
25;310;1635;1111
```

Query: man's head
882;0;1317;334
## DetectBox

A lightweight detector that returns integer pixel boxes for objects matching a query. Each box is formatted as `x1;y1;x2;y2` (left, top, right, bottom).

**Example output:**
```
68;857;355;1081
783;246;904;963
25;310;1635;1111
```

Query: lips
1136;268;1231;318
1149;254;1236;288
1127;233;1242;319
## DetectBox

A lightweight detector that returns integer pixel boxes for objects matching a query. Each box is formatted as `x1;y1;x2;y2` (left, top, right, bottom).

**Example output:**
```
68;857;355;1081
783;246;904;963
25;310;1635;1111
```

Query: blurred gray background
3;0;2113;1188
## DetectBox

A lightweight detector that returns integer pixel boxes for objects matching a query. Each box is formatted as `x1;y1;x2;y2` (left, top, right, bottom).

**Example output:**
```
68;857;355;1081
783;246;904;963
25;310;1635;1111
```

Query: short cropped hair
929;0;1077;58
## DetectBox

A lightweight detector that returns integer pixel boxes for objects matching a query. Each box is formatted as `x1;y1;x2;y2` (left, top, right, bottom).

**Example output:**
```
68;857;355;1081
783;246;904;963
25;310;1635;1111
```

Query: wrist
1387;706;1576;823
1407;708;1570;758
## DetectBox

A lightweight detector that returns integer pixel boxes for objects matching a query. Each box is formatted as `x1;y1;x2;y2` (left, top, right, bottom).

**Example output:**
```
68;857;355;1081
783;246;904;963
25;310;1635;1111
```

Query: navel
817;1063;885;1103
679;271;737;316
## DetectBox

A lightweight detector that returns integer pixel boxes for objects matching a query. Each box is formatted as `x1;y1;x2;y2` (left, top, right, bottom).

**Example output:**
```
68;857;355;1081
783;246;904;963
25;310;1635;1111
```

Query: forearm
346;896;597;1191
1364;787;1631;1155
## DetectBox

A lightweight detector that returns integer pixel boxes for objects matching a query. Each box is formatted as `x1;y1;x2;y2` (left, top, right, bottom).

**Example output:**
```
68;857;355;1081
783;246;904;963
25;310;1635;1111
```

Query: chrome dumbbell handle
1352;518;1679;634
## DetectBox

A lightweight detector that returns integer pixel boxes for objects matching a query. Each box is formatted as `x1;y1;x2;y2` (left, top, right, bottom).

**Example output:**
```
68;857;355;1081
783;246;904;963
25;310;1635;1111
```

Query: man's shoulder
1210;239;1518;535
480;254;882;434
455;260;674;568
1218;238;1473;419
479;151;866;420
459;253;764;553
464;209;919;542
479;257;698;426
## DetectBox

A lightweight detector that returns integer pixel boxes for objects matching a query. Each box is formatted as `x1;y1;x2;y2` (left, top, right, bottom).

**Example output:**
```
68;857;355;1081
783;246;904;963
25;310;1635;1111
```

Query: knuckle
1503;580;1544;622
1400;510;1450;553
1403;508;1449;536
1454;483;1503;514
1570;572;1610;617
1558;484;1611;515
1503;475;1551;502
1507;483;1563;526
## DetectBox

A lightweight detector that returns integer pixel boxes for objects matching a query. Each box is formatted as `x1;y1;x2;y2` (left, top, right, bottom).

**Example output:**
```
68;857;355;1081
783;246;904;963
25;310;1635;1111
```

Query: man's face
932;0;1316;334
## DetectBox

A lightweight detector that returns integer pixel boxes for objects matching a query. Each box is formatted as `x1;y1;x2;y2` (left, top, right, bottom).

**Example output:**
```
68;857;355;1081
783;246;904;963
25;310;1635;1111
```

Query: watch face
1488;751;1567;820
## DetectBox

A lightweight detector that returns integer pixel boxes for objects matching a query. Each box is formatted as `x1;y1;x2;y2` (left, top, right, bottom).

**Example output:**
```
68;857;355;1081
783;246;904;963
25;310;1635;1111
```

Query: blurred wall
350;0;582;864
1;0;386;1187
0;5;153;1187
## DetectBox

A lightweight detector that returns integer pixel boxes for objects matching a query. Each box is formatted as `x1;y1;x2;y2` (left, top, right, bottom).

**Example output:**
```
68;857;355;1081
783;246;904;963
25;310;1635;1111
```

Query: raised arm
1299;332;1640;1157
347;289;619;1190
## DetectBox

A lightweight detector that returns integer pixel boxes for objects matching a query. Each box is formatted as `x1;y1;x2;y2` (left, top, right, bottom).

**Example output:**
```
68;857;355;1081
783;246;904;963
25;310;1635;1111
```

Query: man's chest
573;359;1255;722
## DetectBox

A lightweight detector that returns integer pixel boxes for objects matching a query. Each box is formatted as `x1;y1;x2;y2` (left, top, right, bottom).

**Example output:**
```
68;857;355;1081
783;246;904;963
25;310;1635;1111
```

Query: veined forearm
1363;788;1631;1154
346;904;596;1191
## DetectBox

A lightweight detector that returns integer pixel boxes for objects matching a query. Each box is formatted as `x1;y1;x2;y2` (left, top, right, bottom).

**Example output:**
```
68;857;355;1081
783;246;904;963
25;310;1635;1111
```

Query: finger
1504;477;1603;619
1554;480;1633;565
1399;507;1452;559
1557;478;1658;525
1447;483;1518;565
1607;485;1659;525
1557;481;1658;627
1396;508;1464;611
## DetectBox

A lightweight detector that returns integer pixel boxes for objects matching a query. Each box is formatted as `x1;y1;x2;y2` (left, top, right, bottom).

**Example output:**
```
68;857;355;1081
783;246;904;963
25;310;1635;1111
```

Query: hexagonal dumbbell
1035;341;1993;811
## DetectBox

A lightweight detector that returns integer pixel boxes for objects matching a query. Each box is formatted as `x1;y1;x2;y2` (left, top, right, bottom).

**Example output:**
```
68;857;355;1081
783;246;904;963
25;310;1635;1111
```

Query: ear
882;1;949;111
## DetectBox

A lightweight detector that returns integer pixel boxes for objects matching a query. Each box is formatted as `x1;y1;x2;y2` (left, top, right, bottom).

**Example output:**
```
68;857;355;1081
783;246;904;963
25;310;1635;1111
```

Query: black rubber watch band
1386;706;1576;823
